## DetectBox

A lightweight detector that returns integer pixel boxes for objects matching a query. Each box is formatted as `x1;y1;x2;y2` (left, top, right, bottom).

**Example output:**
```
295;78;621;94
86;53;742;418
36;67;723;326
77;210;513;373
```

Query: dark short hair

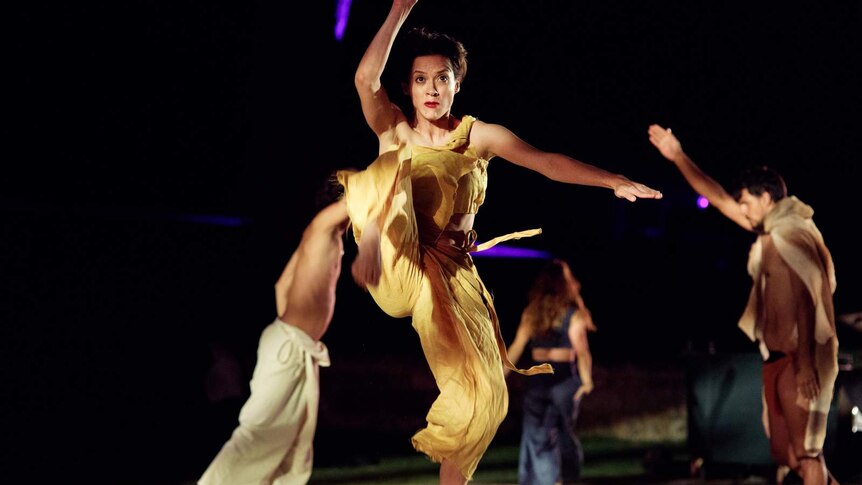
401;27;468;83
731;165;787;202
313;170;346;211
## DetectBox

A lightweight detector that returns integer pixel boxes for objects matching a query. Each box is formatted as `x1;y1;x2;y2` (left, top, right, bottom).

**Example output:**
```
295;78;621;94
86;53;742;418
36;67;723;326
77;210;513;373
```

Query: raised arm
355;0;416;139
473;121;663;202
647;124;753;230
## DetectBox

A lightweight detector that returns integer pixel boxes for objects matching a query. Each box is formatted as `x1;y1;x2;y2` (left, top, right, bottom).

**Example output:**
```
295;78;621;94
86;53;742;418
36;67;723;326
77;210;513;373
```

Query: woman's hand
613;178;663;202
574;380;594;401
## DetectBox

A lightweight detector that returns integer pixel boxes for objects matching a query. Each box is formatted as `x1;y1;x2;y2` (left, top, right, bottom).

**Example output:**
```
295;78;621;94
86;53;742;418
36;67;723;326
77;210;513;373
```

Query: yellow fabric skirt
337;148;549;479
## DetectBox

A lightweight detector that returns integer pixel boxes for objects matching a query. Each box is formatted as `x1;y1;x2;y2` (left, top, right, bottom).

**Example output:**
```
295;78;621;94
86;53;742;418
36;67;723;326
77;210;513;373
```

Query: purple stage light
697;195;709;209
335;0;351;41
471;244;553;259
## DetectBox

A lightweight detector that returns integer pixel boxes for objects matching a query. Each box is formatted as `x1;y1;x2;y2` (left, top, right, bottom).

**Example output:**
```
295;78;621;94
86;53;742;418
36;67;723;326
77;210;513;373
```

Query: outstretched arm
473;121;662;202
647;124;753;230
355;0;416;139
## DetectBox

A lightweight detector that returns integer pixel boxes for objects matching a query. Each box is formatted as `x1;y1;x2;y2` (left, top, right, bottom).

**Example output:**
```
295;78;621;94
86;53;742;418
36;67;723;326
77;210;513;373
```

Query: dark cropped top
529;307;576;349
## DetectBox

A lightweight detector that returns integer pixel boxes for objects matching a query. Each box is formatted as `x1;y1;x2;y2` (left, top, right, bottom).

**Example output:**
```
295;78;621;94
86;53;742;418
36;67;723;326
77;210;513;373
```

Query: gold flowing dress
336;116;551;479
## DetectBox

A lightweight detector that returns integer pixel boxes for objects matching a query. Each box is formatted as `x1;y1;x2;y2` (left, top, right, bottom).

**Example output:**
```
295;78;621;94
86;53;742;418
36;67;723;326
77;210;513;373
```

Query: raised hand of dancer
647;124;683;162
351;218;382;290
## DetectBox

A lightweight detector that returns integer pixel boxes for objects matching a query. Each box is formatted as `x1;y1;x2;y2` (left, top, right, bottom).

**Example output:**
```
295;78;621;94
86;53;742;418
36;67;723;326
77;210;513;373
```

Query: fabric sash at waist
276;318;331;367
417;212;543;253
416;214;552;376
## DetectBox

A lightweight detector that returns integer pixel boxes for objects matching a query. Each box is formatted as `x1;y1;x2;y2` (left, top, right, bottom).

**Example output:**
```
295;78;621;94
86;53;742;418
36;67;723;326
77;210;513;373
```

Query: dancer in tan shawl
648;124;839;485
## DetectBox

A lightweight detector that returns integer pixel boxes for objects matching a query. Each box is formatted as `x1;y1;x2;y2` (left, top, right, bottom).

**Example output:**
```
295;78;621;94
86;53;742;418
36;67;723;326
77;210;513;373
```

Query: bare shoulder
569;311;594;336
378;114;420;150
570;313;589;331
468;118;495;139
388;121;412;146
310;200;349;230
467;119;512;157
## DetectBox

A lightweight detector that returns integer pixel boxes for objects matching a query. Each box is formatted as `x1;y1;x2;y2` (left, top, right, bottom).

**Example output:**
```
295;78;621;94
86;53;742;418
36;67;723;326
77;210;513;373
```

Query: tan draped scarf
737;196;838;417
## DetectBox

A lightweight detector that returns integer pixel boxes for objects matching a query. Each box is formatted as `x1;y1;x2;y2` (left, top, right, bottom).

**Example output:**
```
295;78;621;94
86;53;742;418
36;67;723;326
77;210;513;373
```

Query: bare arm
355;0;415;139
504;311;533;378
309;198;351;230
790;262;820;399
473;121;662;202
569;313;594;401
573;293;597;332
647;124;753;230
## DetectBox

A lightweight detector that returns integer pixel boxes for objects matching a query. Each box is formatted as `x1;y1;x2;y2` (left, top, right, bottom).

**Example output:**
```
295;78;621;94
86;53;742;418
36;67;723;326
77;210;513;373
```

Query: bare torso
531;347;575;363
281;220;347;341
758;234;800;353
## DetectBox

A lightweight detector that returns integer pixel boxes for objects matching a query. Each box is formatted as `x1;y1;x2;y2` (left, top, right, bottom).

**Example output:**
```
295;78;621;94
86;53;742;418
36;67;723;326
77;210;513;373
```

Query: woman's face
408;54;460;122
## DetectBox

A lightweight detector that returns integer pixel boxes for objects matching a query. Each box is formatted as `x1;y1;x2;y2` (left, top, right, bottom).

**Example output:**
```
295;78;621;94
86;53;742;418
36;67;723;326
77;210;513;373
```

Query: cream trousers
199;319;330;485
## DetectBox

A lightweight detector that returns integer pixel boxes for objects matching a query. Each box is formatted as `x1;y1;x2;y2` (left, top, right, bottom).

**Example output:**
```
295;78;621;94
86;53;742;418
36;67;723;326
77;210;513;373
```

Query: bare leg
440;459;467;485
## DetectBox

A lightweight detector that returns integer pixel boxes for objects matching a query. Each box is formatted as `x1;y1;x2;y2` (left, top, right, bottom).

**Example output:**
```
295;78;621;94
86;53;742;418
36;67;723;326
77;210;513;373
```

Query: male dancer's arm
790;261;820;399
647;124;752;231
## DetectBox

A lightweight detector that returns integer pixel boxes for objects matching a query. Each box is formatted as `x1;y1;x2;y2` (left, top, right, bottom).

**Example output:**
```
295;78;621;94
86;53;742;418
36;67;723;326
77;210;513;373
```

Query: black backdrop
4;1;861;481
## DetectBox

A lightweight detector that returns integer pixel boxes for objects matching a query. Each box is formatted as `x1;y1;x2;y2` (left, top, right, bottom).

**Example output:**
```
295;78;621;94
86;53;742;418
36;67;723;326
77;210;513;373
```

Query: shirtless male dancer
648;125;839;485
199;197;350;485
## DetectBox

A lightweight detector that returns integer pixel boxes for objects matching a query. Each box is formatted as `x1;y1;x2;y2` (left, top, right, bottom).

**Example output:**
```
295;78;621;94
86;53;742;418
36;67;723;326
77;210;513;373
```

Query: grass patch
308;436;686;484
